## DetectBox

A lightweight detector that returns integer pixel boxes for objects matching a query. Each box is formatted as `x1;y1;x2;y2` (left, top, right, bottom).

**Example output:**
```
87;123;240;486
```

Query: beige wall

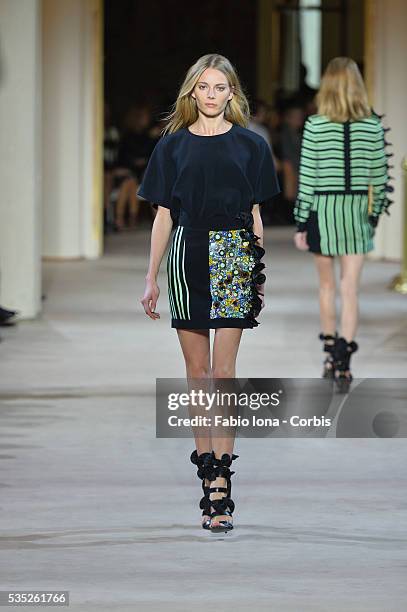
0;0;42;317
366;0;407;260
42;0;103;259
0;0;103;318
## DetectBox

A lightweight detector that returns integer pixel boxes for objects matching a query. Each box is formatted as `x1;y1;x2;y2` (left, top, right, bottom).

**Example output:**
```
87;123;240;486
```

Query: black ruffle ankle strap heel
208;451;239;534
319;332;338;379
190;450;215;530
333;337;358;393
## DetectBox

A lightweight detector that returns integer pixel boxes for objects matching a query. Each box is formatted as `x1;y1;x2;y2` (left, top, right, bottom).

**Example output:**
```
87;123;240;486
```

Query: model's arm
293;117;317;251
293;117;317;230
369;118;394;225
141;206;173;320
252;204;263;248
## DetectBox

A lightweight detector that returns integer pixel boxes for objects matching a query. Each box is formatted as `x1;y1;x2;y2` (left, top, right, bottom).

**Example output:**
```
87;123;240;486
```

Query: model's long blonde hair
316;57;371;122
161;54;250;135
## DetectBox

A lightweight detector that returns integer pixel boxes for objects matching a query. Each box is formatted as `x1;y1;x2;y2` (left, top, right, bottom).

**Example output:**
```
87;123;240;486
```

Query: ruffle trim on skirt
236;211;266;328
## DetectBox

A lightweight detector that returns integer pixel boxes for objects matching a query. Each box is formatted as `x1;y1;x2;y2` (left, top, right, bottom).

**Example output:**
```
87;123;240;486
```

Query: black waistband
177;210;254;231
177;223;248;231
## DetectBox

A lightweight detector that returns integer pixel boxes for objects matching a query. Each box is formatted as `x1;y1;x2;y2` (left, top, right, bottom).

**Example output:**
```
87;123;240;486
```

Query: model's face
191;68;233;117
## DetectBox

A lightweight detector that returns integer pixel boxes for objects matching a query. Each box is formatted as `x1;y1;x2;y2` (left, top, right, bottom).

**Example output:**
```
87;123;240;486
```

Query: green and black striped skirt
306;192;375;256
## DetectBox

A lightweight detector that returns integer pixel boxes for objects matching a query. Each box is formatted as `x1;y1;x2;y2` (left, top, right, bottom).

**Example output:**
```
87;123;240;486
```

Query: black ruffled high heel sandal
333;337;358;394
190;450;214;530
208;452;239;534
319;332;338;379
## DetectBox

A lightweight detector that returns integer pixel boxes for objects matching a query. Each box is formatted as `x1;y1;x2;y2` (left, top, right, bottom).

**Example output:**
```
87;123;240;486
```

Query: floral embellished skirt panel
167;216;265;330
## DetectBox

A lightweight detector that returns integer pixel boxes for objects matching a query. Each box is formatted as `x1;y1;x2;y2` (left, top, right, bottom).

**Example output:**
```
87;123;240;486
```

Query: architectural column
365;0;407;260
42;0;103;260
257;0;276;105
0;0;42;318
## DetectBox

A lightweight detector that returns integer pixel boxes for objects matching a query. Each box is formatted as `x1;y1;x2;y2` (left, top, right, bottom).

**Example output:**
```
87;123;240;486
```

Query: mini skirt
166;211;266;330
305;193;375;256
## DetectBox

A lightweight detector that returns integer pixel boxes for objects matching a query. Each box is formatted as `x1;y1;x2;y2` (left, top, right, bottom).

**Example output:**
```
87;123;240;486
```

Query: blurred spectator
248;98;273;149
103;103;120;231
0;305;18;342
298;63;318;115
280;101;305;203
265;104;283;172
114;104;156;230
0;305;17;326
248;98;282;225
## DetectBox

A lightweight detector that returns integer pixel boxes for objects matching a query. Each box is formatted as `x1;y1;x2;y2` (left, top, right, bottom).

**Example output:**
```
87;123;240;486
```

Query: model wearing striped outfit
294;112;393;255
293;57;394;392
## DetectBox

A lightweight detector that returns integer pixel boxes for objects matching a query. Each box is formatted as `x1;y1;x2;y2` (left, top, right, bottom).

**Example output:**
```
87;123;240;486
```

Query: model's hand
294;231;309;251
141;279;160;320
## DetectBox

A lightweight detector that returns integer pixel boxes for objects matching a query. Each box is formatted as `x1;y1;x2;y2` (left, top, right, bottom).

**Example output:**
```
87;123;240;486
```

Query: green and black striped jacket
294;111;394;254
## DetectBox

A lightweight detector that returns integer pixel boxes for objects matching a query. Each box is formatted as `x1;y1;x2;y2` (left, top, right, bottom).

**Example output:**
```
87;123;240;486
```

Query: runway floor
0;226;406;611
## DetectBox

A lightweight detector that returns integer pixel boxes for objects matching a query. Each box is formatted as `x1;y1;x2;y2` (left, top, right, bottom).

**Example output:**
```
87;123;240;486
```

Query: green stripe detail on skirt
316;193;374;255
167;226;191;320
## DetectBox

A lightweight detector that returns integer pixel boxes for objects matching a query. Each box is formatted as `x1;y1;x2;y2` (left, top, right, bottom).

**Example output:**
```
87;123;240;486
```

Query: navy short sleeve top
137;123;280;229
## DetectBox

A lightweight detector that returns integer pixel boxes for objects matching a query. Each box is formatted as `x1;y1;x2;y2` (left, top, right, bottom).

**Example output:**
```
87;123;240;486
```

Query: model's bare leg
177;328;212;525
209;328;243;528
313;253;337;373
211;328;242;456
314;254;336;334
339;254;365;341
176;328;212;453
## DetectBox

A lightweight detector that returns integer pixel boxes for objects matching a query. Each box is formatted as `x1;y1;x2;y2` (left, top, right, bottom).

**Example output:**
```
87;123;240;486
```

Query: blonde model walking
139;54;280;531
294;57;394;392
